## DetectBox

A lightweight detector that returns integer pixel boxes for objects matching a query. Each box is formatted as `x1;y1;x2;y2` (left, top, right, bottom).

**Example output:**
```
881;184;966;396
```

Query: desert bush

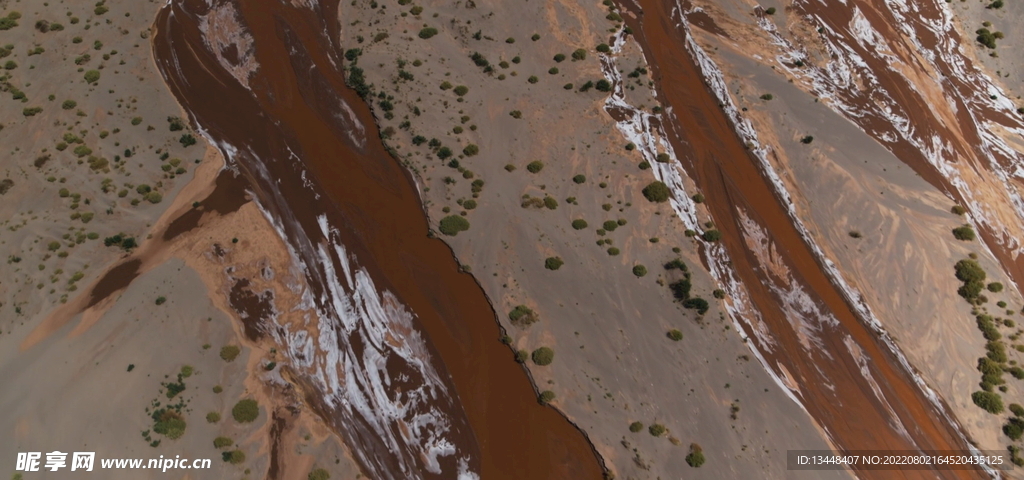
669;279;692;301
418;27;438;39
702;230;722;242
527;75;539;84
629;421;644;432
988;282;1004;292
213;437;234;449
62;100;77;110
952;225;976;241
972;390;1004;414
308;469;330;480
22;107;42;117
607;247;620;255
632;265;647;277
595;79;612;92
515;349;529;362
977;28;998;49
220;345;241;362
572;174;586;184
713;289;726;299
596;43;610;53
223;450;245;464
1011;404;1024;417
686;444;706;468
545;257;564;270
206;412;221;423
153;410;186;440
532;347;554;365
667;329;683;341
84;70;100;83
527;161;544;173
603;220;619;232
553;53;566;62
548;67;559;75
462;144;479;157
509;305;538;327
760;93;774;100
572;49;587;60
642;181;670;202
684;297;709;315
453;85;469;96
232;399;259;423
951;205;966;215
538;390;555;404
648;424;666;436
439;215;470;236
437;147;453;159
155;296;167;305
571;219;588;230
764;6;777;14
1006;418;1024;441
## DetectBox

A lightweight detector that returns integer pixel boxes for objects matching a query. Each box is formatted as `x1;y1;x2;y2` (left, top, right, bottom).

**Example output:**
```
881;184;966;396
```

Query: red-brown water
614;0;986;478
152;0;604;479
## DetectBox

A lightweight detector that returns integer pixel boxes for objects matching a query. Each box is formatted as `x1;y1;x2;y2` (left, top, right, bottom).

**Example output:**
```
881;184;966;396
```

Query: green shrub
0;16;18;31
1005;418;1024;441
220;345;241;362
629;421;643;432
596;43;610;53
538;390;555;404
418;27;438;39
632;265;647;277
951;205;967;215
686;444;706;468
548;67;559;75
527;75;539;84
955;259;986;283
526;161;544;173
223;450;245;464
595;79;612;92
648;424;666;436
972;390;1004;414
760;93;774;100
544;257;564;270
702;230;722;242
764;6;776;14
84;70;101;83
800;135;813;144
453;85;469;96
952;225;976;241
153;410;186;440
667;329;683;341
603;220;619;232
713;289;726;299
515;349;529;362
607;247;620;255
61;100;77;110
683;297;709;315
571;219;588;230
531;347;554;365
213;437;234;449
531;33;541;41
155;296;167;305
206;412;220;423
988;282;1003;292
977;28;997;49
308;469;330;480
509;305;538;326
232;399;260;423
642;181;670;202
180;134;197;147
1010;403;1024;417
572;174;586;184
462;144;479;156
23;107;43;117
572;49;587;61
692;193;705;203
438;215;470;236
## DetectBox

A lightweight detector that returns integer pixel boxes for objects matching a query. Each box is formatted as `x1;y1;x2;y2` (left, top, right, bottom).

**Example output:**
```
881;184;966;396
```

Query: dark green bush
418;27;438;39
84;70;100;83
538;390;555;404
686;444;706;468
632;265;647;277
596;43;610;53
800;135;813;144
1005;418;1024;440
667;329;683;341
572;49;587;60
213;437;234;449
223;450;245;464
764;7;776;14
952;225;976;241
553;53;566;62
1010;403;1024;417
544;257;564;270
702;230;722;242
629;421;643;432
692;193;705;203
527;161;544;173
573;174;586;184
232;399;260;423
669;279;692;301
951;205;966;215
656;153;671;163
595;79;612;92
683;297;709;315
571;219;588;230
453;85;469;96
648;424;666;436
531;347;554;365
527;75;539;84
642;181;670;202
988;282;1003;292
220;345;241;361
438;215;470;236
603;220;619;231
972;390;1004;414
462;144;479;156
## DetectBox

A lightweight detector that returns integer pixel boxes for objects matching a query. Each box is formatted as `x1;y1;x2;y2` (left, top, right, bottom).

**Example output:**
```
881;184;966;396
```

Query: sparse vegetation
438;215;470;236
509;305;538;327
531;347;554;366
642;181;670;203
686;443;706;468
952;225;976;241
667;329;683;341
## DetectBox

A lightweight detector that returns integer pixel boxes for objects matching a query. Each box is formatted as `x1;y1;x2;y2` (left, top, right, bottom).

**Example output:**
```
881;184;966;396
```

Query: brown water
152;0;604;479
615;0;984;478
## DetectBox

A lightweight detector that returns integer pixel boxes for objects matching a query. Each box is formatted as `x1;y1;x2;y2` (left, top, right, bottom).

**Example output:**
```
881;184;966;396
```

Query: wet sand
617;1;984;478
152;0;603;479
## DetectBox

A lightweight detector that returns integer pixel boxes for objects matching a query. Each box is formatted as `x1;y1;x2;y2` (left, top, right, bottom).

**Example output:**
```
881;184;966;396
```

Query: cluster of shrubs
508;305;538;327
439;215;470;236
665;258;709;315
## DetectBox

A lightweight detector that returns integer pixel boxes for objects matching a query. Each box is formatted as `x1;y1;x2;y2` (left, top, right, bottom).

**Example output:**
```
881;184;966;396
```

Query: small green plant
667;329;683;341
571;219;588;230
84;70;101;83
572;49;587;61
462;144;479;156
702;230;722;242
453;85;469;96
572;174;586;184
629;421;644;432
308;469;330;480
213;437;234;449
509;305;538;326
988;282;1004;293
527;75;539;84
222;450;245;464
683;297;709;315
642;181;670;202
155;296;167;305
418;27;438;39
531;347;554;365
648;423;666;436
544;257;564;270
526;161;544;173
760;93;774;100
952;225;976;241
220;345;241;362
632;265;647;277
232;399;260;423
686;443;706;468
538;390;555;404
764;7;777;14
800;135;813;144
438;215;470;236
951;205;967;215
596;43;610;53
972;390;1004;414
